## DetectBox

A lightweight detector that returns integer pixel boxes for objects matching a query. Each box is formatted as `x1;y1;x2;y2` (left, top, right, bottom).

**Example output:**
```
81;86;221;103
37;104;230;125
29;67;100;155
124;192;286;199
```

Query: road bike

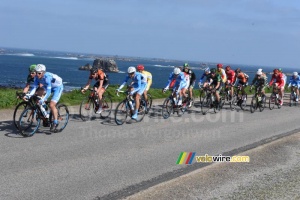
161;89;186;119
13;92;31;129
114;89;147;125
289;85;298;107
198;85;207;106
201;86;220;115
249;85;266;113
219;84;236;110
231;84;247;110
141;93;152;114
79;88;112;121
18;95;69;137
269;85;282;110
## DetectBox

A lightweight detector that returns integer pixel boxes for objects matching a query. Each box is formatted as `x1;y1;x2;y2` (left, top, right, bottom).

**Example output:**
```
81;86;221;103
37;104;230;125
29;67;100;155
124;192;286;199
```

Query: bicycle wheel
230;94;237;110
250;97;257;113
100;95;112;119
136;99;146;122
269;93;276;110
199;89;204;106
115;100;129;125
18;107;40;137
49;104;69;132
162;97;173;119
13;101;29;129
201;95;212;115
240;94;247;110
146;93;153;111
259;95;266;112
79;97;96;121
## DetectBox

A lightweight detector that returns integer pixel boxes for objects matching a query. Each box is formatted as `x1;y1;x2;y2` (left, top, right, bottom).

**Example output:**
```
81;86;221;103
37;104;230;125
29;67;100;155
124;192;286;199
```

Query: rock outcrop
79;59;119;72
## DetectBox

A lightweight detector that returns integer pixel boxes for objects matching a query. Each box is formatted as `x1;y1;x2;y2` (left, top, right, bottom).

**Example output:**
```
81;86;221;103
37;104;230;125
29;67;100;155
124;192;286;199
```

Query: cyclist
278;68;287;88
198;67;210;87
81;67;109;114
205;68;222;105
225;66;236;98
136;64;152;104
250;70;267;99
234;68;249;100
287;72;300;102
116;66;147;120
183;63;196;107
22;64;37;94
163;67;187;107
269;69;285;106
216;63;227;85
27;64;63;132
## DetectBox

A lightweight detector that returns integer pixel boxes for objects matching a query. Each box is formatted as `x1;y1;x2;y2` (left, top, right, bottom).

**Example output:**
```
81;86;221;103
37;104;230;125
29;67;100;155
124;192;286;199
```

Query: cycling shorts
93;81;109;90
51;85;63;103
188;81;195;89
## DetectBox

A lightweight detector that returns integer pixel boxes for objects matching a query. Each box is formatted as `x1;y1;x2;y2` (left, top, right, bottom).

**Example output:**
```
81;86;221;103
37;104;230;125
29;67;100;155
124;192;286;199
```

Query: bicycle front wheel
240;94;247;110
201;95;212;115
230;94;237;110
136;99;146;122
79;97;95;121
161;97;173;119
115;100;129;125
49;104;69;132
258;95;266;112
269;93;276;110
250;97;257;113
100;95;112;119
18;107;40;137
146;93;153;111
13;101;29;129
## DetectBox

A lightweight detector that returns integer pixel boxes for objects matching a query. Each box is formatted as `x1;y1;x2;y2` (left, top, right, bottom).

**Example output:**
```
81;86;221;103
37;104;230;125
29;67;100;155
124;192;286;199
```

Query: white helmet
293;72;298;76
128;66;136;74
173;67;181;75
256;71;262;75
35;64;46;72
257;68;263;72
204;67;210;73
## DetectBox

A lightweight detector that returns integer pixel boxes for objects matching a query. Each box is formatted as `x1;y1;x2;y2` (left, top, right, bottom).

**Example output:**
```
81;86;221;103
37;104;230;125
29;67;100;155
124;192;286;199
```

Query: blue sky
1;0;300;67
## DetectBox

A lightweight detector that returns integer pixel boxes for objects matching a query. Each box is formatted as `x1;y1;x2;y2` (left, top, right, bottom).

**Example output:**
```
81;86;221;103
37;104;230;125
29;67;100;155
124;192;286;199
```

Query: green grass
0;85;290;109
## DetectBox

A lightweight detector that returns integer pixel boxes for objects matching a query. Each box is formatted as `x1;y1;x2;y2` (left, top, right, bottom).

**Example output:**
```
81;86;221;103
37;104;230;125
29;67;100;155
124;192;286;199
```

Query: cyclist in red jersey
225;66;236;98
269;69;285;105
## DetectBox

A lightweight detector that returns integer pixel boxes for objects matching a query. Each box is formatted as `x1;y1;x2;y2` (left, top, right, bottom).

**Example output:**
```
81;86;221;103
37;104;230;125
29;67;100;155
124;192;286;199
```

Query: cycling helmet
90;67;98;74
35;64;46;72
204;67;210;73
136;64;144;71
29;64;36;72
257;68;263;72
173;67;181;75
217;63;223;68
211;68;216;73
273;69;279;74
278;68;282;72
256;71;262;75
293;72;298;76
183;63;189;68
235;68;241;73
128;66;136;74
225;66;231;71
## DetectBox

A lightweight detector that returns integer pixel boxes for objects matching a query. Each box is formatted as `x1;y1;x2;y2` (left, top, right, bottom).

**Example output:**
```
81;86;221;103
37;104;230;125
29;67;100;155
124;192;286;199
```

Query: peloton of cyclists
288;72;300;102
81;67;109;114
163;67;187;107
269;69;285;106
116;66;147;120
182;63;196;107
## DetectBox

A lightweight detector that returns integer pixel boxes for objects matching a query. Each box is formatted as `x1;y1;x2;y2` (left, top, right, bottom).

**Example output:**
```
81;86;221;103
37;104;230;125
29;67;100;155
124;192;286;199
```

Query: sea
0;47;298;91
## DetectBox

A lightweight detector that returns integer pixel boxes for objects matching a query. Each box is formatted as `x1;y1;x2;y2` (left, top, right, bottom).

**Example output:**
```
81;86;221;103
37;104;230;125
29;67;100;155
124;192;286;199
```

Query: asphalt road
0;98;299;200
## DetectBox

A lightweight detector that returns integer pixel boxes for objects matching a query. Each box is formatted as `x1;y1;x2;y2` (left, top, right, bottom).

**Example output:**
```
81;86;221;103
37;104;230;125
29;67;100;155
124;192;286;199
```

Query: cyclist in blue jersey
116;66;147;120
198;67;210;88
163;67;187;106
27;64;64;132
288;72;300;102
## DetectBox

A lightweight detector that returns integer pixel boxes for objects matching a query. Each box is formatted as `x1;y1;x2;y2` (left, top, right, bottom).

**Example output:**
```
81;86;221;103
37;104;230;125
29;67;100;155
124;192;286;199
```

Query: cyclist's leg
49;86;63;130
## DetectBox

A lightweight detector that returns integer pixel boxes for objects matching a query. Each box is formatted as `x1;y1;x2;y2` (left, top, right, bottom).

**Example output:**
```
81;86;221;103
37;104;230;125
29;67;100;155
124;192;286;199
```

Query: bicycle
249;85;266;113
201;86;220;115
18;95;69;137
161;89;185;119
289;85;298;107
269;85;282;110
198;85;207;106
219;84;235;109
79;88;112;121
231;84;247;110
114;89;147;125
141;93;152;114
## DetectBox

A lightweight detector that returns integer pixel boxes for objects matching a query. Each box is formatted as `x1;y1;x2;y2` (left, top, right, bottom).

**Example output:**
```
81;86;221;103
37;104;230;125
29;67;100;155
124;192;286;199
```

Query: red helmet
217;63;223;68
273;69;279;74
137;64;144;71
225;66;231;71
